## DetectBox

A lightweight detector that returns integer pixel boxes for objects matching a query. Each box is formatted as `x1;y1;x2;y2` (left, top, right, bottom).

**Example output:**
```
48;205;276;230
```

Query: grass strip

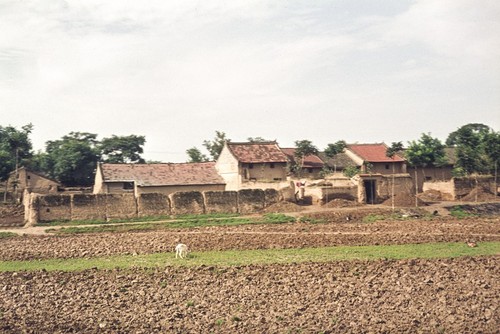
1;242;498;272
0;232;18;239
47;213;296;234
39;213;242;227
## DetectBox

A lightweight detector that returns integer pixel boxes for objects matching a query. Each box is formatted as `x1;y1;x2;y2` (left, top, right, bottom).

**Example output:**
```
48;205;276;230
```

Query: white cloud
0;1;498;161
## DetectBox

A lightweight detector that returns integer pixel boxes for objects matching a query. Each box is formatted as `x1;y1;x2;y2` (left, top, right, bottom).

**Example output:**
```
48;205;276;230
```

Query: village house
281;148;325;179
317;151;358;176
93;162;226;196
345;143;407;174
215;141;289;191
5;167;60;200
343;143;410;204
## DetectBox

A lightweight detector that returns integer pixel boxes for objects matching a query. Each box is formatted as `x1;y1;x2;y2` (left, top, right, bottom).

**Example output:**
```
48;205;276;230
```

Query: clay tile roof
100;162;225;187
281;148;325;168
227;142;288;163
347;143;405;163
317;152;357;169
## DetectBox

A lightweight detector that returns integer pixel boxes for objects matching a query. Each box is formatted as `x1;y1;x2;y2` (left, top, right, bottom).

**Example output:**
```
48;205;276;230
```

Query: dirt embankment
1;257;498;334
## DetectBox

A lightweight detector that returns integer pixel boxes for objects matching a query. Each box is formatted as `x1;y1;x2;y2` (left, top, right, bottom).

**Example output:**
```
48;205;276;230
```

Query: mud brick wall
24;189;285;225
204;191;238;214
106;194;137;220
423;181;454;200
264;188;282;206
137;193;171;217
169;191;205;216
71;194;107;221
238;189;265;214
38;194;72;222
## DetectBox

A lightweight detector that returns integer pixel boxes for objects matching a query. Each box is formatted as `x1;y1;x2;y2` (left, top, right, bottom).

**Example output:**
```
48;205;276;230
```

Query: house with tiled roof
281;148;325;179
346;143;407;175
94;162;226;195
215;141;289;190
317;152;358;175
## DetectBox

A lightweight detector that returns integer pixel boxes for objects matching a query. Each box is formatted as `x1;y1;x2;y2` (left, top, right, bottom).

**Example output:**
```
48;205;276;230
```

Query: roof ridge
228;141;278;145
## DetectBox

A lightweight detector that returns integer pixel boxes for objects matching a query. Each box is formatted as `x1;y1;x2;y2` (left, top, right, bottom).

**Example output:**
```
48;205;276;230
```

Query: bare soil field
1;204;499;333
0;213;498;261
1;257;498;333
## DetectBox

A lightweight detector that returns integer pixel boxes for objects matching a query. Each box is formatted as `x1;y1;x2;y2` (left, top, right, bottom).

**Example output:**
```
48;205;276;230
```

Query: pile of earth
1;257;498;333
381;193;426;207
263;201;304;213
460;187;499;202
322;198;360;208
418;189;450;202
1;215;498;261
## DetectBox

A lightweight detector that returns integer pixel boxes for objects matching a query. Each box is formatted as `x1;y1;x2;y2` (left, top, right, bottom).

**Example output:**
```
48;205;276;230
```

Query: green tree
186;147;208;163
41;132;100;187
324;140;347;158
203;131;229;161
0;124;34;181
343;165;360;178
446;123;491;146
0;124;33;201
99;135;146;163
406;133;446;173
406;133;446;206
484;131;500;192
247;137;270;143
446;124;492;175
293;140;319;177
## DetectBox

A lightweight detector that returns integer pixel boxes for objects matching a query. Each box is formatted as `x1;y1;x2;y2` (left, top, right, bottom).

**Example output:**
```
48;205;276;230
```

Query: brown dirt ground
0;257;498;333
1;213;499;262
0;204;499;333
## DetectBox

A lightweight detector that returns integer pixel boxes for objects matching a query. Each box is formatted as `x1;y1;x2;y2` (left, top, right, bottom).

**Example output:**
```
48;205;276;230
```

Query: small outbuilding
5;167;60;200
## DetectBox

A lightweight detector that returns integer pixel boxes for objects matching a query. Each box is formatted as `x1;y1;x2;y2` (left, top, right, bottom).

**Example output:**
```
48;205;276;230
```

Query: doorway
364;180;376;204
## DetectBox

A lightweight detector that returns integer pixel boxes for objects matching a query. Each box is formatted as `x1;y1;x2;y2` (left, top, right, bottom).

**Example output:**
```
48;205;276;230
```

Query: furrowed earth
1;204;499;333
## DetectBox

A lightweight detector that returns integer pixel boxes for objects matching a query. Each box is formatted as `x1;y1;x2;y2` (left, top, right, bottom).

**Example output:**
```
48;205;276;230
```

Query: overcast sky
1;0;499;162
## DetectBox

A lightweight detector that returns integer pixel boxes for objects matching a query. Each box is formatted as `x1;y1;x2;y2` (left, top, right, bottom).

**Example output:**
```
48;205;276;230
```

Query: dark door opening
364;180;376;204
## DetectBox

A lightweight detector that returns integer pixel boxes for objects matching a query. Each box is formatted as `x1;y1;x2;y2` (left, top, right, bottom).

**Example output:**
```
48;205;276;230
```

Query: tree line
0;125;145;186
0;123;498;188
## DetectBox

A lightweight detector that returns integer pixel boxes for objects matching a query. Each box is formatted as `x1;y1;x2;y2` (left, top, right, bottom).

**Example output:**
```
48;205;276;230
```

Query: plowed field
1;206;499;333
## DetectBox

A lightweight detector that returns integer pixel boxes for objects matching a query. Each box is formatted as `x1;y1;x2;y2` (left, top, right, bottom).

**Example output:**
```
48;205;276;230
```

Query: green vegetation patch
1;242;498;272
48;213;296;234
0;232;18;239
449;206;477;219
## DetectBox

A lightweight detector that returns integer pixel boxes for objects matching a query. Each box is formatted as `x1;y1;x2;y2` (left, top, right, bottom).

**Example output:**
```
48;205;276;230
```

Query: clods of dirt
1;213;498;261
0;257;498;333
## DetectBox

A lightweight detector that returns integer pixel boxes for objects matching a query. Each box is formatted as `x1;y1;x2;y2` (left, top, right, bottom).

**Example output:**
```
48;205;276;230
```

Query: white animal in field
175;243;188;259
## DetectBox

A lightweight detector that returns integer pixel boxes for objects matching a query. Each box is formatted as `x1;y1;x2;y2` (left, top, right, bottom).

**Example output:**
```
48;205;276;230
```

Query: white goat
175;243;188;259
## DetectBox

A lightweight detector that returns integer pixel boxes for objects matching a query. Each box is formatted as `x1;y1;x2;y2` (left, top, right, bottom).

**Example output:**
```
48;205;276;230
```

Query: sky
1;0;499;162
